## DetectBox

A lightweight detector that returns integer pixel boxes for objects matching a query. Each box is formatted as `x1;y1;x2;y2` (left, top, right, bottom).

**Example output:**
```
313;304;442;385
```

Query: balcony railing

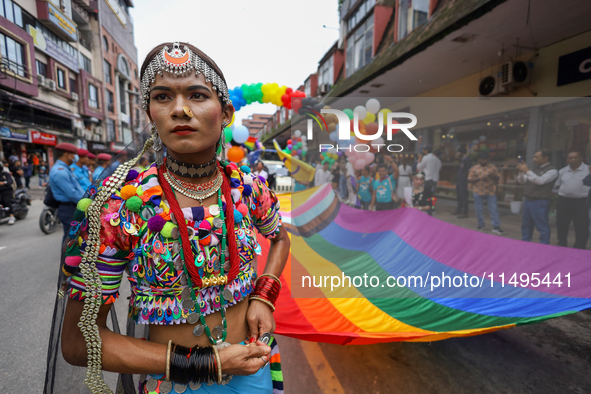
72;0;90;23
79;35;93;51
0;57;29;79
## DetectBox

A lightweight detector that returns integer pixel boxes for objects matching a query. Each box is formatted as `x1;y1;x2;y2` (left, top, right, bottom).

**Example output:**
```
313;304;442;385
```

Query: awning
3;93;76;121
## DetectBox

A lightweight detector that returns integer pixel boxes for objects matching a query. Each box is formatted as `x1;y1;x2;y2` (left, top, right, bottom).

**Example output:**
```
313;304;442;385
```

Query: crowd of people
311;145;440;215
299;145;591;249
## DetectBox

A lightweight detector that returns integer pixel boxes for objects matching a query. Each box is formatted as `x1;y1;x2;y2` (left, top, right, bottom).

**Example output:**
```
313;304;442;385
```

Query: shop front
418;97;590;207
1;126;30;163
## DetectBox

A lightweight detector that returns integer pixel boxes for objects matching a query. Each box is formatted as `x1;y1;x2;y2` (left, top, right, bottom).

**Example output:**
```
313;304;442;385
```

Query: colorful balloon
227;146;244;162
365;98;381;114
232;125;249;144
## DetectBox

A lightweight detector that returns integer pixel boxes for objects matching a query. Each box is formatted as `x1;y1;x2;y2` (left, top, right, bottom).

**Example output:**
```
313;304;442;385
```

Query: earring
152;123;164;166
217;121;228;160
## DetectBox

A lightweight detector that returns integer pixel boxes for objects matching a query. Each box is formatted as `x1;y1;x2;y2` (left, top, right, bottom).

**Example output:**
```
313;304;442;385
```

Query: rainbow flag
258;185;591;344
244;136;258;152
273;140;315;183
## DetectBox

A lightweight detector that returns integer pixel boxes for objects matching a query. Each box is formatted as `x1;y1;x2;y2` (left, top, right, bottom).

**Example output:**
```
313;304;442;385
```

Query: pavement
1;192;591;393
433;198;589;249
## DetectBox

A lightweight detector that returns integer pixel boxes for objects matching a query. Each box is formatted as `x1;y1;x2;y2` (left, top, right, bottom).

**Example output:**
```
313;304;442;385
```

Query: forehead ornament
141;42;231;110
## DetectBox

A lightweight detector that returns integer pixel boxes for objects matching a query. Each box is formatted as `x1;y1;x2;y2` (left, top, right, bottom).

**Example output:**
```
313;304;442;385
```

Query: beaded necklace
164;169;223;205
158;163;240;349
167;167;220;192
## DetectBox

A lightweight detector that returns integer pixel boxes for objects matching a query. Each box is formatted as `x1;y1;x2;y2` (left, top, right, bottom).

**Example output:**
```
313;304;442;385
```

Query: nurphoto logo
301;99;418;153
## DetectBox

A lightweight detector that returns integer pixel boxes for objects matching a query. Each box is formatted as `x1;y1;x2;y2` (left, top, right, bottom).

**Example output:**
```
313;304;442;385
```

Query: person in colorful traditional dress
55;42;290;394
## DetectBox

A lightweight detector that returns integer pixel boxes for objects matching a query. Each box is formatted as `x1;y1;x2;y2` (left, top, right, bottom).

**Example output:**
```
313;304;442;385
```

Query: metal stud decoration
141;42;232;110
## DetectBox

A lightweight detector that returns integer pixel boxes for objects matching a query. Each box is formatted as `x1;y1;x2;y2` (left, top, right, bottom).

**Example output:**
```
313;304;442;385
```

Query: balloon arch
226;84;389;170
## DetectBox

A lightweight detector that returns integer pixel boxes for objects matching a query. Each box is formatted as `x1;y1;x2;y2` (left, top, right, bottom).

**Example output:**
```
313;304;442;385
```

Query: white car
258;153;292;194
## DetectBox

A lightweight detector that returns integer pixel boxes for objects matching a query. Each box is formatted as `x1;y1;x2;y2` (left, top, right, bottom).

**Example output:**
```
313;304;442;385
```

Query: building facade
256;0;591;204
0;0;145;166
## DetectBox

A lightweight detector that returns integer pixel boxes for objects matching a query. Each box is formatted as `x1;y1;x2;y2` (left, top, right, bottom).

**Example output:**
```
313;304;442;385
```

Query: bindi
176;86;181;91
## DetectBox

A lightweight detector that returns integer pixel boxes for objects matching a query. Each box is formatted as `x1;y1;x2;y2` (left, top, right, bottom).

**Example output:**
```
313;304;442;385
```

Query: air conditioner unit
499;61;531;88
478;75;507;97
94;126;103;135
70;92;79;101
37;75;46;87
318;83;330;94
45;79;57;91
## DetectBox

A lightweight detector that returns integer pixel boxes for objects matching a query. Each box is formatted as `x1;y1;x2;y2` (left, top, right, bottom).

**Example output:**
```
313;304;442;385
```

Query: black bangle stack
169;344;218;385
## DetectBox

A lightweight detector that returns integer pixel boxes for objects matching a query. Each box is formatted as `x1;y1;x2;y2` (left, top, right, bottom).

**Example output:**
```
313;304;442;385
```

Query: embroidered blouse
62;162;282;325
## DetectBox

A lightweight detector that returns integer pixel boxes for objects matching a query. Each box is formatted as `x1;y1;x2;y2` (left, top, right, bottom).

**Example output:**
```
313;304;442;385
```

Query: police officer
49;143;85;239
93;153;112;181
70;148;92;191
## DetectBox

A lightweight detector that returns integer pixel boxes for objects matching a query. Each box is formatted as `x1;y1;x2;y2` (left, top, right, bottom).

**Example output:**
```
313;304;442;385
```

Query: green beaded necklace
171;186;230;347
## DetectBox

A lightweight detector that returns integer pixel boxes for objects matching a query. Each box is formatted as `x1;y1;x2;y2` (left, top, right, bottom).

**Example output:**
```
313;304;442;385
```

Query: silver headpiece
140;42;232;110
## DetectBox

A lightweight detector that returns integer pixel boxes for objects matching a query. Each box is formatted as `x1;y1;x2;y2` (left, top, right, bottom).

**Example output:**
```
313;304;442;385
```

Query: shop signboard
31;131;58;146
28;26;79;72
0;127;31;142
105;0;127;26
557;46;591;86
47;1;77;41
109;142;127;152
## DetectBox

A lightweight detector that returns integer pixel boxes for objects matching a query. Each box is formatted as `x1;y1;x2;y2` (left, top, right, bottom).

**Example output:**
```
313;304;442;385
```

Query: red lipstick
171;125;197;135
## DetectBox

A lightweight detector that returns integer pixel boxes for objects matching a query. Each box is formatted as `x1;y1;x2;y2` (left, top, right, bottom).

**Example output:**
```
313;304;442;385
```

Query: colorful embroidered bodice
63;162;282;325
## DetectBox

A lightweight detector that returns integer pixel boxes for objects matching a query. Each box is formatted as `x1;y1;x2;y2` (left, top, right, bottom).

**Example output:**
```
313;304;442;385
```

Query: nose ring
183;106;194;118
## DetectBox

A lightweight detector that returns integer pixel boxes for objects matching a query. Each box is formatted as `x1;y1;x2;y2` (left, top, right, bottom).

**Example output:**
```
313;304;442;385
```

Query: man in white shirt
314;162;332;186
417;145;442;195
516;149;558;244
553;150;590;249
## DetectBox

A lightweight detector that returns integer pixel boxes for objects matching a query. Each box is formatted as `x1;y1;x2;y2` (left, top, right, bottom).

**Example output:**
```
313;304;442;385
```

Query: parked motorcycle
0;188;29;223
11;188;30;220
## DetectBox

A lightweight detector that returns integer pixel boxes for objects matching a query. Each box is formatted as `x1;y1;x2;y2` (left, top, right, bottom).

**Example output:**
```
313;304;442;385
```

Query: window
107;118;117;141
70;78;77;93
103;36;108;52
318;55;334;88
119;79;127;114
36;60;47;77
79;53;92;73
1;0;23;28
118;55;129;77
347;0;376;33
134;86;139;104
56;68;66;89
1;33;26;77
107;90;114;112
103;60;112;84
36;23;78;58
88;83;99;109
304;79;311;97
346;15;373;77
398;0;428;39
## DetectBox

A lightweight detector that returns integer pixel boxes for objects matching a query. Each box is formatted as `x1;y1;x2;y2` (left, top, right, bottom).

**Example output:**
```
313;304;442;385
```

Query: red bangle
251;276;281;306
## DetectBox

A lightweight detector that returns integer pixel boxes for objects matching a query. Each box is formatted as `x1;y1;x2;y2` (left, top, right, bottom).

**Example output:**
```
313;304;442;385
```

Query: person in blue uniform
70;148;92;192
93;153;112;181
49;143;85;239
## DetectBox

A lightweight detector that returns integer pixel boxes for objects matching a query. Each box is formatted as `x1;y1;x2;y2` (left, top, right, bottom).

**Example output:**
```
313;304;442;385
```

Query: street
1;199;591;393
